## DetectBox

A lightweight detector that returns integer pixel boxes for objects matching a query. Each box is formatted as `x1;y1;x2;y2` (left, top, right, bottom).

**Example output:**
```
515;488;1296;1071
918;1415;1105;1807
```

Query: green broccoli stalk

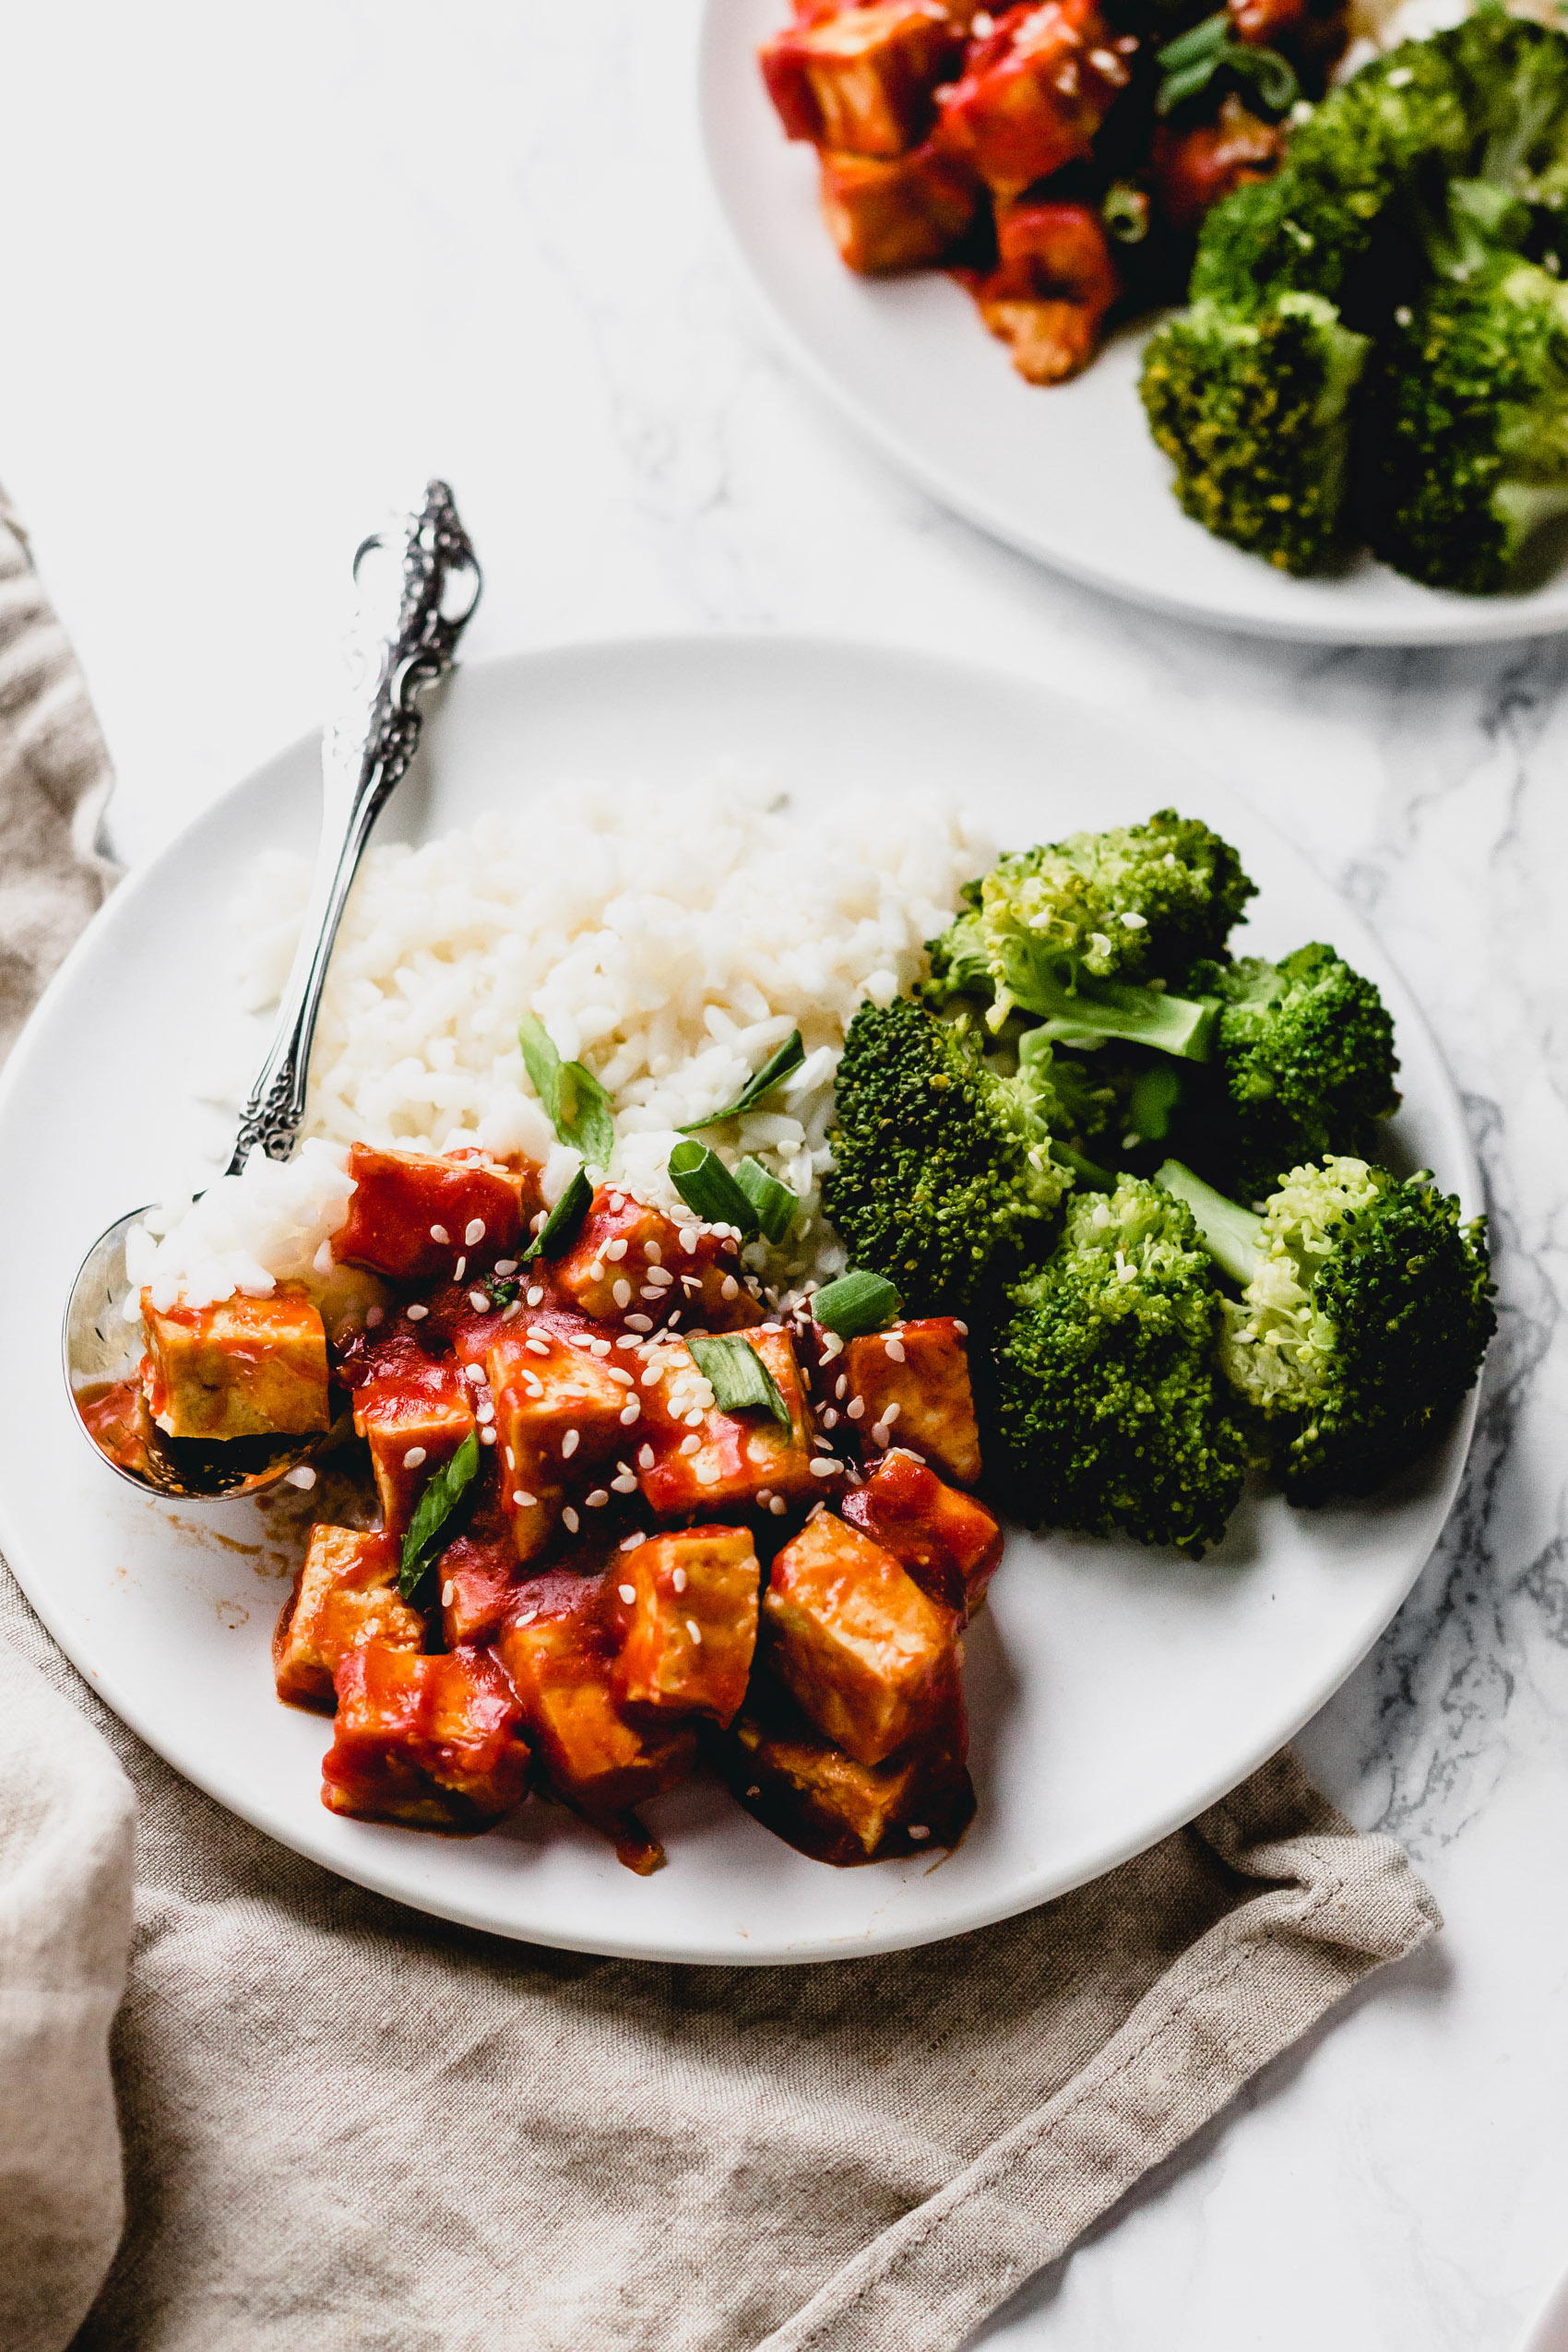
822;998;1075;1316
1179;943;1401;1200
1157;1154;1494;1503
922;810;1254;1059
990;1178;1249;1556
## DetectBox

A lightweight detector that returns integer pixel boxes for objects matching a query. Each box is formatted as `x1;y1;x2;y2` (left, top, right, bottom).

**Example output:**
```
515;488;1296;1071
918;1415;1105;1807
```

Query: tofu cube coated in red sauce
437;1534;523;1650
273;1526;424;1710
839;1447;1003;1620
493;1572;697;1873
763;1508;959;1766
553;1187;762;1333
938;0;1134;198
760;3;962;154
844;1317;981;1486
606;1526;760;1728
818;141;980;274
321;1644;530;1830
638;1327;828;1519
725;1681;973;1864
487;1325;634;1563
968;197;1121;385
141;1286;330;1442
351;1357;477;1536
335;1144;537;1286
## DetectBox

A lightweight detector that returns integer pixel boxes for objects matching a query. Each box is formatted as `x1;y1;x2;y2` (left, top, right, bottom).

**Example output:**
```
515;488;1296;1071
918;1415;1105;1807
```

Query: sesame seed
680;1434;701;1455
494;1258;518;1277
871;1423;889;1448
442;1580;455;1607
586;1490;609;1508
672;1567;687;1593
1120;911;1147;930
885;1336;906;1363
954;1320;968;1336
769;1495;787;1515
846;1397;865;1420
607;1367;633;1387
685;1620;702;1645
835;1376;848;1400
515;1607;538;1626
454;1255;467;1281
588;1264;606;1284
646;1265;673;1289
908;1824;930;1841
620;1532;646;1551
883;1400;901;1424
605;1238;628;1261
465;1218;486;1246
405;1302;429;1322
526;1337;550;1356
562;1430;579;1458
430;1224;451;1245
588;1337;612;1356
526;1287;543;1307
504;1300;522;1319
720;1276;739;1301
684;1410;704;1429
612;1279;633;1309
755;1490;772;1506
619;1583;637;1603
620;1402;641;1425
822;1408;839;1429
365;1305;385;1328
810;1459;837;1477
476;1401;495;1425
463;1361;484;1382
469;1290;490;1312
639;1287;663;1303
480;1427;496;1445
607;1194;625;1212
644;1241;662;1265
563;1507;580;1533
513;1490;537;1507
283;1463;316;1489
678;1226;699;1253
626;1313;653;1333
505;1447;516;1469
530;1209;548;1233
637;1444;655;1468
403;1446;427;1469
611;1472;637;1493
821;1331;844;1360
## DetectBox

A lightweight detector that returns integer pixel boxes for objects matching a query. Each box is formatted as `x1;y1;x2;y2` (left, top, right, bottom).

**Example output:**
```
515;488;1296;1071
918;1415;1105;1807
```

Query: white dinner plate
700;0;1568;647
0;635;1479;1963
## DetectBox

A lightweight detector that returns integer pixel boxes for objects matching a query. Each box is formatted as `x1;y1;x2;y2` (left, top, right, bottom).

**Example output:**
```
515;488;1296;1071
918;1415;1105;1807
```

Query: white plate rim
0;630;1481;1963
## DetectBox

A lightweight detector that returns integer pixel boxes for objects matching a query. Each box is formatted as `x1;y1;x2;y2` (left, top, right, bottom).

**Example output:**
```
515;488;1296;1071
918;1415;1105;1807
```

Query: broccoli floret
923;810;1254;1056
1158;1155;1494;1503
1180;943;1401;1199
1141;293;1371;572
822;998;1074;1315
1364;259;1568;594
990;1178;1248;1556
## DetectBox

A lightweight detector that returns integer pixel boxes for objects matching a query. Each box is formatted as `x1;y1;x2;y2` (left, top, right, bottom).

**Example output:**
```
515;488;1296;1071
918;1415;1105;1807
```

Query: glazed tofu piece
335;1143;535;1286
970;197;1121;384
606;1526;760;1728
553;1186;760;1333
487;1325;636;1563
939;0;1133;198
840;1447;1003;1619
352;1358;477;1536
819;142;980;274
273;1526;424;1710
321;1643;530;1830
844;1317;981;1486
725;1682;974;1864
763;1509;959;1766
141;1286;330;1442
638;1328;828;1519
760;3;961;153
437;1535;521;1649
493;1573;697;1872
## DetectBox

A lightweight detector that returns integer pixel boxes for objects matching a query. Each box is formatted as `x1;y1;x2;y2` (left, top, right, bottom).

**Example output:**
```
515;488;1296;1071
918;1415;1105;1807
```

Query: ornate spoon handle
226;481;481;1173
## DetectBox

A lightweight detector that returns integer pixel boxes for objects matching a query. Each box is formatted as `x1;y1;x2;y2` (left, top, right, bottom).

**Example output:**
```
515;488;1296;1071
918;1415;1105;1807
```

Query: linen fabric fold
0;499;1441;2352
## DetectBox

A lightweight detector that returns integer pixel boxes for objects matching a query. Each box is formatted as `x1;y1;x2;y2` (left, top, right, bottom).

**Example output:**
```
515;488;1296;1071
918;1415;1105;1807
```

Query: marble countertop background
6;2;1566;2343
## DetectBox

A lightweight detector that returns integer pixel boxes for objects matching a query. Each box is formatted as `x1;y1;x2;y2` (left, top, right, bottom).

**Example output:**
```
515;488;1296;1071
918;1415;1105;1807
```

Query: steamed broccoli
922;810;1255;1058
822;998;1075;1315
1158;1155;1494;1503
1180;943;1400;1199
990;1178;1248;1556
1364;258;1568;594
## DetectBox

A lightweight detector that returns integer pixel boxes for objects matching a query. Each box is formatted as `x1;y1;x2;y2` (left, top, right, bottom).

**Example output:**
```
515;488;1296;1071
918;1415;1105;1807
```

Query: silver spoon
62;480;482;1498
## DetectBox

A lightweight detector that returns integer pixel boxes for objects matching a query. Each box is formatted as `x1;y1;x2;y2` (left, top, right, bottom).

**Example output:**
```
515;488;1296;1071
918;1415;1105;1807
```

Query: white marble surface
6;3;1567;2344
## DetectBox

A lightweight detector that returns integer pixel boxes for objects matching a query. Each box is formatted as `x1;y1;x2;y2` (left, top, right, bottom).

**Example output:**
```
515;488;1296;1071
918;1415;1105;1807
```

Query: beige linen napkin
0;509;1443;2352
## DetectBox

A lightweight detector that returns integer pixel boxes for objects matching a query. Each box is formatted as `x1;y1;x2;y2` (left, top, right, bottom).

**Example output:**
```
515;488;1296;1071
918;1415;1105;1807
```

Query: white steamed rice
128;775;990;1313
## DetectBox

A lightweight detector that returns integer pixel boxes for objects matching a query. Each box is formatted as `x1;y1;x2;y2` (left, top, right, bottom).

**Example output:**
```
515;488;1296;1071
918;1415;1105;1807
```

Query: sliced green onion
811;1269;900;1338
679;1030;805;1132
667;1141;759;1237
520;1166;593;1265
399;1430;481;1599
688;1333;791;1429
1155;8;1296;114
518;1015;615;1169
734;1157;798;1245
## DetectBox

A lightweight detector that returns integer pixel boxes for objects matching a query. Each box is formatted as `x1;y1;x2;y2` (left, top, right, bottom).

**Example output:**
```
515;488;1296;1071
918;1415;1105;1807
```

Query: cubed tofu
638;1328;829;1519
844;1317;981;1486
487;1324;636;1562
840;1447;1003;1619
141;1285;330;1442
939;0;1132;198
321;1643;530;1830
352;1358;477;1536
553;1187;761;1332
335;1144;535;1285
968;197;1120;383
819;142;980;273
606;1526;760;1727
438;1534;521;1649
760;3;961;153
1148;95;1282;235
273;1525;424;1709
493;1573;696;1872
763;1508;958;1765
725;1681;974;1864
971;293;1103;386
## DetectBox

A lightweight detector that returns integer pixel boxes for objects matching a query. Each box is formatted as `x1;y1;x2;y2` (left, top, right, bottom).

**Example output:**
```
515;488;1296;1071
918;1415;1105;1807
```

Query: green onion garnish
518;1014;615;1169
811;1269;900;1338
688;1333;791;1429
520;1166;593;1265
734;1157;797;1245
1154;10;1297;114
399;1430;481;1600
679;1030;805;1132
667;1141;759;1237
